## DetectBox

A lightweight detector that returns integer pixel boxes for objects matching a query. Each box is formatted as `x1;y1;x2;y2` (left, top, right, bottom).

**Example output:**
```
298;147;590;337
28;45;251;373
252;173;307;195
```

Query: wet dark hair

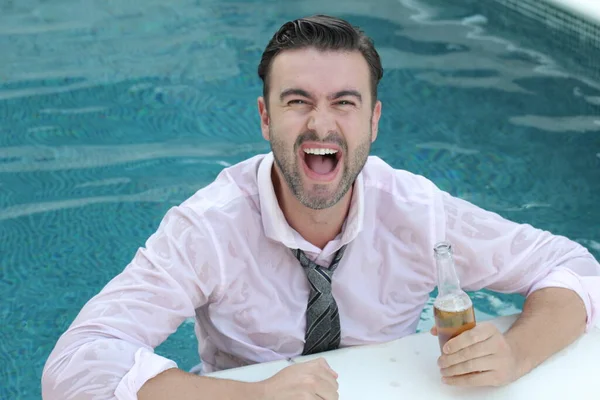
258;15;384;108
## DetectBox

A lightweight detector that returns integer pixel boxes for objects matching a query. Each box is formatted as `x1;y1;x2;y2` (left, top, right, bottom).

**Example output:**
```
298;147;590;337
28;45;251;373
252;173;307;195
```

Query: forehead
269;47;371;96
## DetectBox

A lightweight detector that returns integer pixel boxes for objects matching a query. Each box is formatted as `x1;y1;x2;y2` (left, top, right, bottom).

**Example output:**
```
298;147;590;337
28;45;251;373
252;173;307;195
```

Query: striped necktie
291;244;348;355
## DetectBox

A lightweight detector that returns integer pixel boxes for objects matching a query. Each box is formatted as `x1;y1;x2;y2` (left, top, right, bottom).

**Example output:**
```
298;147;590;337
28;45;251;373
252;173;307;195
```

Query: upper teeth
304;148;338;155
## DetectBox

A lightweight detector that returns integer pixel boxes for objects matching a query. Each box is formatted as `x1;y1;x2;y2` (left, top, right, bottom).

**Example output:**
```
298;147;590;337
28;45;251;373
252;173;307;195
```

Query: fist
260;357;339;400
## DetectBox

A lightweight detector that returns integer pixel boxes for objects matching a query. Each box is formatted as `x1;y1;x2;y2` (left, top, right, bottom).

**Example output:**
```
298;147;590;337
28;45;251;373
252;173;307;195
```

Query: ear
370;100;382;142
257;96;270;141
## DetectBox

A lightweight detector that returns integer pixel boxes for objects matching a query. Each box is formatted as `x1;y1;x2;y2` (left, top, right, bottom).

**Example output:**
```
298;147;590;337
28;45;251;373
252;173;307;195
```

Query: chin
296;182;347;210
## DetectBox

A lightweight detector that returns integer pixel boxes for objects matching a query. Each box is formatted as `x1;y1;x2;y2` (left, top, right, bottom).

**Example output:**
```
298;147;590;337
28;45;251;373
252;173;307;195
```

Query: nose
306;108;337;138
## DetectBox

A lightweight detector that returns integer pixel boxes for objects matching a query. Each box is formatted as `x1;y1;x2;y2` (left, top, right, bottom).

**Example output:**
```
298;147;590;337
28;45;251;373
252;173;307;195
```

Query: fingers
315;365;339;391
438;336;495;369
439;354;495;377
306;358;339;400
314;357;338;379
430;326;438;336
442;323;497;354
313;374;339;400
442;370;499;387
436;324;518;388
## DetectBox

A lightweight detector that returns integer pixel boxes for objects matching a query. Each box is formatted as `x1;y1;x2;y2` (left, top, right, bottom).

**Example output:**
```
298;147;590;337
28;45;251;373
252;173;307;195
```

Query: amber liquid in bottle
433;241;476;352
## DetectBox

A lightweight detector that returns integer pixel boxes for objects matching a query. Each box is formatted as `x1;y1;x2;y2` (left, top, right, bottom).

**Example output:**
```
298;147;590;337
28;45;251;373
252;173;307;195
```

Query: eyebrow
279;88;363;103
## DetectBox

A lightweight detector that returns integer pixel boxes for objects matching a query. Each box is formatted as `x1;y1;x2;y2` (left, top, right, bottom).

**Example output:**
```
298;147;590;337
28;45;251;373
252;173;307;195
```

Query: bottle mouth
434;241;453;255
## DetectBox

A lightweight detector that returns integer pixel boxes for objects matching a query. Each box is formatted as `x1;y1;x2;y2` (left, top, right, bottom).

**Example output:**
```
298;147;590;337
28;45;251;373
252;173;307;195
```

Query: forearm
138;368;264;400
504;287;587;378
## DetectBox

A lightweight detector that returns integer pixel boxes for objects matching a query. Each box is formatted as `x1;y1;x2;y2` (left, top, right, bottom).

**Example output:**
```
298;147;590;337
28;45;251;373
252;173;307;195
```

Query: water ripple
0;183;207;221
40;106;109;115
0;81;99;101
74;177;131;188
396;0;600;93
509;115;600;133
415;141;480;155
0;142;270;172
578;239;600;253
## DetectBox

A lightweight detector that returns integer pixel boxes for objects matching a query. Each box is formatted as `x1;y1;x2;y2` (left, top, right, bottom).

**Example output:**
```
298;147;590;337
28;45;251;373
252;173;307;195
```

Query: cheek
279;111;308;130
339;115;371;139
271;113;307;140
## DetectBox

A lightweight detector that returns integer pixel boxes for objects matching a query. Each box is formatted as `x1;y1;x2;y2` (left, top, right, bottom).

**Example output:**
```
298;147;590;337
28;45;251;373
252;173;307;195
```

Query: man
42;15;599;400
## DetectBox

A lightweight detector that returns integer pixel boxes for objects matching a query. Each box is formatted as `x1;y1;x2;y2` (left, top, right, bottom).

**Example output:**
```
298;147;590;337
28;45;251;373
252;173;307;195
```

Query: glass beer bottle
433;241;476;352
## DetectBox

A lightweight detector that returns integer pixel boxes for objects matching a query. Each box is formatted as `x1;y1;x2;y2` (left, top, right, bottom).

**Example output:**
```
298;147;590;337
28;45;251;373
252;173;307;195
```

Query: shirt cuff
115;347;178;400
526;267;598;333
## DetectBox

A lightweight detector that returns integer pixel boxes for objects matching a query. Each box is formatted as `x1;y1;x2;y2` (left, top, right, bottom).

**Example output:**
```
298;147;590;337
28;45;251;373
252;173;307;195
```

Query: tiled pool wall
490;0;600;80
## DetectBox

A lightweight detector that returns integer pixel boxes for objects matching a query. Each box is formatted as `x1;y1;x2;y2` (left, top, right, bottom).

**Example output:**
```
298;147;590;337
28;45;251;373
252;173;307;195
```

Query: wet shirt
42;152;600;399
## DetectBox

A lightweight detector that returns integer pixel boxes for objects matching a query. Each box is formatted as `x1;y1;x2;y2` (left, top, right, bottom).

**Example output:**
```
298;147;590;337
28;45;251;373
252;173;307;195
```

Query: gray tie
291;244;348;355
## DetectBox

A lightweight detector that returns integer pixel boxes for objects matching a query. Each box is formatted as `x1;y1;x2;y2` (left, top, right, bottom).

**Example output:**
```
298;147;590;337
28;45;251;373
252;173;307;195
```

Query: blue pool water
1;0;599;398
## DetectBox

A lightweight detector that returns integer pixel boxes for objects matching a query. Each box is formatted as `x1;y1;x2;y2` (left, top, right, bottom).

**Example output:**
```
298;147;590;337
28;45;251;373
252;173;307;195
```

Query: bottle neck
434;243;462;297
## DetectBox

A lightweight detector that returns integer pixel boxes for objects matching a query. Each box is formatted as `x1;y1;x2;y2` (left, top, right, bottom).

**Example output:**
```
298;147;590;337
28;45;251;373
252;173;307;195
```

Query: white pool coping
543;0;600;24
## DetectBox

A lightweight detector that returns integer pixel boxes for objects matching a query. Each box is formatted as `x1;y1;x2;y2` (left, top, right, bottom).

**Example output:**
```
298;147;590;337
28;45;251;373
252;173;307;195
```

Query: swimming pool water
1;0;599;398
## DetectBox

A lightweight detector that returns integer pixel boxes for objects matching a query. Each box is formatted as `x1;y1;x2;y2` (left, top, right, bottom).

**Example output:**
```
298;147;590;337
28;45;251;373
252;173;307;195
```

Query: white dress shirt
42;152;600;399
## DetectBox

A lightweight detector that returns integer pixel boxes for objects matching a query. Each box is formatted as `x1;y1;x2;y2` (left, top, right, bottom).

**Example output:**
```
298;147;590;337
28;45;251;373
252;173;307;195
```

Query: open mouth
300;146;342;181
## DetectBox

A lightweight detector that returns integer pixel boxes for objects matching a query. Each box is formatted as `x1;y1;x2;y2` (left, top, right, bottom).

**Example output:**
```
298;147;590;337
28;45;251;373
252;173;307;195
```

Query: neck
272;167;353;250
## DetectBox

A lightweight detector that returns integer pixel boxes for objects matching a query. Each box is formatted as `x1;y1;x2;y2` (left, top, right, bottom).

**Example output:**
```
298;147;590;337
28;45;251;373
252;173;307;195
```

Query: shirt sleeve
41;204;223;399
438;190;600;333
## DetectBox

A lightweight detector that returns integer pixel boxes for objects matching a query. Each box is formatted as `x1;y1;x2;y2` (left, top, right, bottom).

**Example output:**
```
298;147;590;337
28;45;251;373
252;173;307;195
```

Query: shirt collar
257;152;364;251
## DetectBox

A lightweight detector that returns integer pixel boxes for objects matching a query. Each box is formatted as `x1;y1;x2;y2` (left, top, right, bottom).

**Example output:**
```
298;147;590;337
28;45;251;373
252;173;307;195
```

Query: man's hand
258;357;339;400
430;322;521;387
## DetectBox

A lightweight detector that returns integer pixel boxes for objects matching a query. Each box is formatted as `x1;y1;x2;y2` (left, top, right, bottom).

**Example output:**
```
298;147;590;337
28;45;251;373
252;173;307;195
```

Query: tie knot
291;245;348;274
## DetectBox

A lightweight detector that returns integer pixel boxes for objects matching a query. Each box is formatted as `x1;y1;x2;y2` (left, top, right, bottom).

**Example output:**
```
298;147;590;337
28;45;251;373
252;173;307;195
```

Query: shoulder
178;153;266;220
362;155;440;205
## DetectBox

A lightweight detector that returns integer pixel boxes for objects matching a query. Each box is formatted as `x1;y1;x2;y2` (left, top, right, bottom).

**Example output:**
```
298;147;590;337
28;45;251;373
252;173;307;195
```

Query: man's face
258;47;382;210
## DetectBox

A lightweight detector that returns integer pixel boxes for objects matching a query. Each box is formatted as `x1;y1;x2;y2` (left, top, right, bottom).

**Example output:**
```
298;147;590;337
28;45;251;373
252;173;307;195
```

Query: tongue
305;154;335;175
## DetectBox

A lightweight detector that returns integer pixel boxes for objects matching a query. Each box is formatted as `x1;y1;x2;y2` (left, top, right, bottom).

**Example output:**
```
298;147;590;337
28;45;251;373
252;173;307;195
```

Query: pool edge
542;0;600;24
489;0;600;81
491;0;600;38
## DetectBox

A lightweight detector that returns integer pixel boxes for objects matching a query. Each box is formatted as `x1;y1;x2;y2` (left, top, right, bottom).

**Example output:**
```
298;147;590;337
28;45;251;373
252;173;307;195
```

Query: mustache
294;131;347;152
